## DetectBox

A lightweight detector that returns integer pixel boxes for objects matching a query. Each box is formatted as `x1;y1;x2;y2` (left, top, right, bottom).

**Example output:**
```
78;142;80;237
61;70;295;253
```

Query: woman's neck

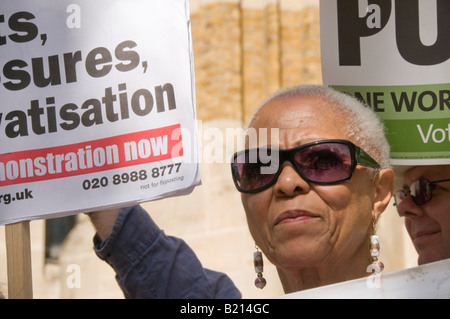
277;252;372;294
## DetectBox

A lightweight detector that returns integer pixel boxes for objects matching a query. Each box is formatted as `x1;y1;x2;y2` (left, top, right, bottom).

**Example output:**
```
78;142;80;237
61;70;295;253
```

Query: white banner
0;0;200;224
320;0;450;166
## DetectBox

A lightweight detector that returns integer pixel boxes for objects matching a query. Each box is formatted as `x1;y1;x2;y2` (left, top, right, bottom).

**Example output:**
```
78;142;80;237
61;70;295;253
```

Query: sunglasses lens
410;179;432;206
232;150;277;192
232;141;357;193
295;143;353;183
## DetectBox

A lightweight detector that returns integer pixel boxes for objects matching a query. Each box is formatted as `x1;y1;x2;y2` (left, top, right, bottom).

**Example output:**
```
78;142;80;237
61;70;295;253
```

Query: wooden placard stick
5;221;33;299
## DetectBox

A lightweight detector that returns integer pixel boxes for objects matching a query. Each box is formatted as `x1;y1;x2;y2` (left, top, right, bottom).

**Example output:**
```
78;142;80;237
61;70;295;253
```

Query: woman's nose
273;162;310;197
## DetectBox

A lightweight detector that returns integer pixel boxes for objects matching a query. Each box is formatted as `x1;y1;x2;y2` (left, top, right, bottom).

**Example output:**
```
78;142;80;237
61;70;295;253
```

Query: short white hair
247;85;391;169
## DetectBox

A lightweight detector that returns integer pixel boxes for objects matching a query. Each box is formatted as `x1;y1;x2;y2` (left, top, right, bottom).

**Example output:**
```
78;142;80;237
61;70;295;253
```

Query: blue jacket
93;205;242;299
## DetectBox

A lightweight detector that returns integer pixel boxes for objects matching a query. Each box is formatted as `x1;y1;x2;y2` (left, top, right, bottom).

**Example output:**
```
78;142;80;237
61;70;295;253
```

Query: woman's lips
274;210;319;226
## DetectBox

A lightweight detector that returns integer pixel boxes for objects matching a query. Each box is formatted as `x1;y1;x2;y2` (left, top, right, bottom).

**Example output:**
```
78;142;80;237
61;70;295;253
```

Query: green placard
331;84;450;163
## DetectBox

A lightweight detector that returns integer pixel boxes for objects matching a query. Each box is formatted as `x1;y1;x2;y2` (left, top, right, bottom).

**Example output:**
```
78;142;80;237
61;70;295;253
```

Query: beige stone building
192;0;322;122
0;0;417;299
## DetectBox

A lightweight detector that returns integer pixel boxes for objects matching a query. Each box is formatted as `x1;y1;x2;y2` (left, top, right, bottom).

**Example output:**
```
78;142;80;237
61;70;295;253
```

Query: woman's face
242;96;380;271
398;165;450;265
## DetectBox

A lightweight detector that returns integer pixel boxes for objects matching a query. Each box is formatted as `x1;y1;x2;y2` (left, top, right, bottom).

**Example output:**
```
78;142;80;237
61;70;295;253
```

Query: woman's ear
372;168;394;219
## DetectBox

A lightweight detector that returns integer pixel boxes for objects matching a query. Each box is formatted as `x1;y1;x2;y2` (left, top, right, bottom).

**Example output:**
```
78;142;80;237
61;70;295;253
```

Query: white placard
279;258;450;299
0;0;200;225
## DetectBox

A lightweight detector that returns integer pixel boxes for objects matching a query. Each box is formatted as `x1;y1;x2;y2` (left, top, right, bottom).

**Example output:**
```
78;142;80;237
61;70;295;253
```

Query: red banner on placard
0;124;183;186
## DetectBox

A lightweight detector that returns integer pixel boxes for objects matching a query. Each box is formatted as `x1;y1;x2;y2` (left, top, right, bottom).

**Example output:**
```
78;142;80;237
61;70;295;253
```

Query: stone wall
191;0;322;122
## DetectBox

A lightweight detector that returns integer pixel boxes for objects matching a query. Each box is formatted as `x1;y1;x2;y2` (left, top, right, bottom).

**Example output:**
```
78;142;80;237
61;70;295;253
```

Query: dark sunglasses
231;139;381;193
394;178;450;207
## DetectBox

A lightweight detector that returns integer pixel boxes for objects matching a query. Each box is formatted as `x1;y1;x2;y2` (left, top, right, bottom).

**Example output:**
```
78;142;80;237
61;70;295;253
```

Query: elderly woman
88;85;394;298
394;165;450;265
232;85;393;292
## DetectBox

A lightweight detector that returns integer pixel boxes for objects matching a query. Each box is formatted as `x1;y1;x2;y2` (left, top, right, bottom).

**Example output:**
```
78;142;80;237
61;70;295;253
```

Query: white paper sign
0;0;200;225
320;0;450;166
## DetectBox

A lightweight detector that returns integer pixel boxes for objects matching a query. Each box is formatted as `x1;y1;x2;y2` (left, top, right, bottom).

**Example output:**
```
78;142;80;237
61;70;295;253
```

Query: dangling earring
253;246;267;289
369;220;384;273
